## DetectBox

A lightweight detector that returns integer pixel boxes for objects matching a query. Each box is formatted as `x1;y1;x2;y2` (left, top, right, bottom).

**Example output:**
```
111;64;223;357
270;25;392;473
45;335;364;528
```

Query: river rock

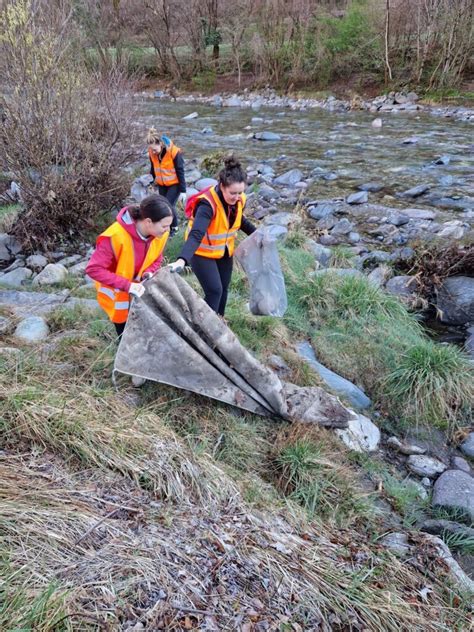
331;218;354;235
402;208;436;220
386;436;426;455
32;263;68;286
399;184;430;198
14;316;50;344
316;215;338;231
57;255;82;268
372;118;383;129
336;412;380;452
319;235;337;246
422;534;474;594
406;455;447;478
307;202;340;220
68;261;88;277
387;212;409;226
0;316;13;334
0;233;22;262
451;456;471;473
308;242;332;268
358;182;384;192
264;213;293;228
0;346;21;359
436;276;474;325
460;433;474;458
195;178;218;191
185;167;202;183
322;172;338;181
0;267;33;288
224;96;242;107
26;254;48;270
296;340;371;409
432;470;474;520
421;519;474;539
360;250;391;268
402;136;419;144
367;265;391;287
201;127;213;134
212;95;223;107
385;275;416;298
380;532;411;557
437;222;465;239
346;191;368;205
259;184;279;201
434;155;450;166
182;111;198;120
253;131;281;141
273;169;303;187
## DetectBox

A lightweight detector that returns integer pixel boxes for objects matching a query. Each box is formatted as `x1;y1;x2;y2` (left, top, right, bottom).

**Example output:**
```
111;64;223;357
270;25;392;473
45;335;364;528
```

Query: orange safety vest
95;220;168;323
148;141;180;187
185;186;246;259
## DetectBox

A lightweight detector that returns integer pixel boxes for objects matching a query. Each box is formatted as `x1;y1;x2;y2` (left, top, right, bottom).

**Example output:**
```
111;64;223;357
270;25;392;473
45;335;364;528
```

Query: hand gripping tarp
114;269;349;428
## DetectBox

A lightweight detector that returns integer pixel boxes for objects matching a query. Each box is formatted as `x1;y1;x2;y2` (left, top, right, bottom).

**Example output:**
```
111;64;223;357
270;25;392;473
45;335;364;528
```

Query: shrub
0;1;138;252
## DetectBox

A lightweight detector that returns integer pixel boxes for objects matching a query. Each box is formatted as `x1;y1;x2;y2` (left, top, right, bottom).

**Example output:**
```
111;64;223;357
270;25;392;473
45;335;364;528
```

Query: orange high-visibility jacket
149;141;180;187
95;222;168;323
185;186;246;259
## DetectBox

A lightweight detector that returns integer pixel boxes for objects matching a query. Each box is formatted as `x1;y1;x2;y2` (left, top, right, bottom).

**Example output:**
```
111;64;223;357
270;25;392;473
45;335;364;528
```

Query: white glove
177;192;187;207
129;282;145;298
168;258;186;274
142;271;153;280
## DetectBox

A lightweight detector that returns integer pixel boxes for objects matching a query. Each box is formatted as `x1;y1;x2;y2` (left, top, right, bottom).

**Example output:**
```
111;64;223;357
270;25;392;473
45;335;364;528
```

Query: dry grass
1;453;471;631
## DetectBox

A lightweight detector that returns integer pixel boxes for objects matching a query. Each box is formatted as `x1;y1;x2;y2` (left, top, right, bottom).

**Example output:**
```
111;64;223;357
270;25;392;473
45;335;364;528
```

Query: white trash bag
235;225;287;317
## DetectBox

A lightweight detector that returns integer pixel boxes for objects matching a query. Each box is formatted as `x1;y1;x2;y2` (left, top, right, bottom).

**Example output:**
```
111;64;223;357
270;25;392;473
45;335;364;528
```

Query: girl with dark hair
86;194;173;337
147;127;186;234
169;156;256;317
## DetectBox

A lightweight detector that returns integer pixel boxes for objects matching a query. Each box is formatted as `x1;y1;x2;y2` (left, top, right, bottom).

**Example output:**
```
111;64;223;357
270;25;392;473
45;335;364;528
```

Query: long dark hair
218;155;246;187
128;194;173;222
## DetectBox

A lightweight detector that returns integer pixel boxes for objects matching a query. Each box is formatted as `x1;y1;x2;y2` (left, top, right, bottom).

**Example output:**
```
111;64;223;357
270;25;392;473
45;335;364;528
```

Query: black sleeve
179;200;214;264
149;157;155;180
241;216;257;236
174;152;186;193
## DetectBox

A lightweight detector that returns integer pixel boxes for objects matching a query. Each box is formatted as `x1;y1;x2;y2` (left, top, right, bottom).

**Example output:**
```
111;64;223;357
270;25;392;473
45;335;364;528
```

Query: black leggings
158;183;180;229
191;252;233;316
114;322;126;337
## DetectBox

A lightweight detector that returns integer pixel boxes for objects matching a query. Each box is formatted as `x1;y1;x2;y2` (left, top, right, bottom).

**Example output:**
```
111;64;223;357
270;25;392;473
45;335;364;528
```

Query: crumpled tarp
114;269;349;428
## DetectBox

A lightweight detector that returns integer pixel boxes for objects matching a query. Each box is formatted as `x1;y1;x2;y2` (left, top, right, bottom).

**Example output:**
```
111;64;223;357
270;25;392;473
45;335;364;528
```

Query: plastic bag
235;225;287;317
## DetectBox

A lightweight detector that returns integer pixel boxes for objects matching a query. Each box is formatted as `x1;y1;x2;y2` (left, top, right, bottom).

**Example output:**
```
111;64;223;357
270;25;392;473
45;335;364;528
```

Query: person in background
86;194;173;338
147;128;186;234
169;156;256;317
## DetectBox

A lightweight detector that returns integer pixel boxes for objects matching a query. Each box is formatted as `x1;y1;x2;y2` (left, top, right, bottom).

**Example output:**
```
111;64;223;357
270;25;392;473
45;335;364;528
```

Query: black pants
114;322;126;338
191;252;233;316
158;183;180;229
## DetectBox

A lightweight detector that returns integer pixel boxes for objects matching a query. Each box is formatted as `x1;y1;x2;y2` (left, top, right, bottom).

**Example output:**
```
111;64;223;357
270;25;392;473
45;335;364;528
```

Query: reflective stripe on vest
149;142;180;187
95;220;168;323
185;186;246;259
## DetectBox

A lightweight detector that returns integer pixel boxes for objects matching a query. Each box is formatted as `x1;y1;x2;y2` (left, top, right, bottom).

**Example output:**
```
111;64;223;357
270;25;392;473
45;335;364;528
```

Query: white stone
182;111;199;120
14;316;50;343
32;263;68;286
406;455;447;478
371;118;383;129
336;412;380;452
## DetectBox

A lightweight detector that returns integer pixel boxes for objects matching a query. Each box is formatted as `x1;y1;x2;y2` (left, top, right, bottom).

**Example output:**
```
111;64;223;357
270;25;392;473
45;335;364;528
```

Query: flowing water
138;98;474;222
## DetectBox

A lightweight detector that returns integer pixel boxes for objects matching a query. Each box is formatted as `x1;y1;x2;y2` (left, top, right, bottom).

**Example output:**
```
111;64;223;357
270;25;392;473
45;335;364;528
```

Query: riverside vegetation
1;1;474;630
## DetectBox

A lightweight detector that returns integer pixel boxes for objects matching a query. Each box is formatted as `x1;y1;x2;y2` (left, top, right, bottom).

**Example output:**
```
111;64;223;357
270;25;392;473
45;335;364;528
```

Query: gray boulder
379;532;411;557
26;254;48;270
346;191;368;205
0;267;32;288
57;255;82;268
14;316;50;344
223;96;242;107
385;275;417;298
195;178;218;191
436;276;474;325
264;212;293;227
358;182;383;192
460;433;474;458
32;263;68;286
69;261;88;277
402;208;436;220
273;169;303;187
259;184;279;201
432;470;474;520
331;218;354;235
307;202;339;220
451;456;471;473
185;168;201;183
0;233;22;262
387;212;409;227
399;184;430;198
407;455;447;478
308;241;332;268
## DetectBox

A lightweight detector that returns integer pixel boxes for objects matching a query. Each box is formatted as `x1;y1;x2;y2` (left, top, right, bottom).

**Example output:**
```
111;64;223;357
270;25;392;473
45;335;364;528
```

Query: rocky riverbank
149;87;474;123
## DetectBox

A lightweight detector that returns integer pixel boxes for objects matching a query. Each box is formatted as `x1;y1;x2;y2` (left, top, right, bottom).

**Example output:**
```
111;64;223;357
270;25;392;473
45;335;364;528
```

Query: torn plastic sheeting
114;269;350;427
235;225;288;317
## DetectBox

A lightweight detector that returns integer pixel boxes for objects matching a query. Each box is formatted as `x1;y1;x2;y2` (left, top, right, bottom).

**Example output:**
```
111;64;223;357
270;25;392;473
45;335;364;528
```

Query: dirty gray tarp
114;269;349;428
